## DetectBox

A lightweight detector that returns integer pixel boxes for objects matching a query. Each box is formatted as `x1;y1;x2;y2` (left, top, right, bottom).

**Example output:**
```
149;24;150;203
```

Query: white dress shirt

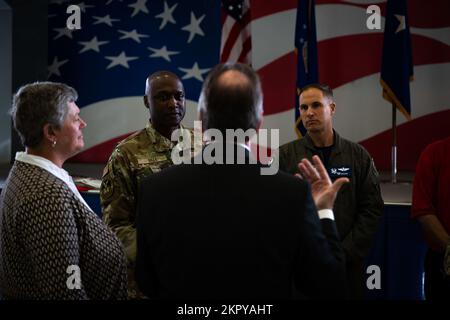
15;152;93;212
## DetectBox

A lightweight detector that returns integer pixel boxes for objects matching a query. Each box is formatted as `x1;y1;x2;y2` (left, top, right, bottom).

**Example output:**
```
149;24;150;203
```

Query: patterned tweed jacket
0;161;127;300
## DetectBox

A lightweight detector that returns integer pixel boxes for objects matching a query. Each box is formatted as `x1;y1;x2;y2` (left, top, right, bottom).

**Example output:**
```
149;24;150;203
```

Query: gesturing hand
296;155;349;210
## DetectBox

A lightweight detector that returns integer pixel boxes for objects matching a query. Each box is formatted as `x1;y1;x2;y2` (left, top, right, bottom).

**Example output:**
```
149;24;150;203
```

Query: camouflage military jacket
100;122;196;267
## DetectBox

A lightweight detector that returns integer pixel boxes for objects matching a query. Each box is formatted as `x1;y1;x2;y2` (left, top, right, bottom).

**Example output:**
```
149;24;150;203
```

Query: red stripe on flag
316;0;450;28
409;0;450;28
318;33;383;89
411;34;450;65
220;10;227;26
318;33;450;90
237;36;252;62
257;33;449;116
257;52;297;116
220;9;252;62
69;133;133;163
360;109;450;171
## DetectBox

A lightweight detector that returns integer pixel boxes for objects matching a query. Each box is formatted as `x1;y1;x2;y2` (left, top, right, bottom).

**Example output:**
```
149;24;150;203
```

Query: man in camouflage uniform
100;71;197;298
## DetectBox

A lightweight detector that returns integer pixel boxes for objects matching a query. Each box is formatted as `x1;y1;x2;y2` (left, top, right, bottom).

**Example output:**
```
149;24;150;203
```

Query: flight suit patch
329;166;352;178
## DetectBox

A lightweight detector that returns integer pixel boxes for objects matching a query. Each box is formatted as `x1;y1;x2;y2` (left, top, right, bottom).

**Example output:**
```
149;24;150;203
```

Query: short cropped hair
145;70;182;95
198;63;263;133
10;81;78;148
300;83;334;101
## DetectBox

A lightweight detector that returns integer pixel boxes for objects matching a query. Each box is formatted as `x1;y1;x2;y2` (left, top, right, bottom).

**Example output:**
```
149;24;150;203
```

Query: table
364;204;428;299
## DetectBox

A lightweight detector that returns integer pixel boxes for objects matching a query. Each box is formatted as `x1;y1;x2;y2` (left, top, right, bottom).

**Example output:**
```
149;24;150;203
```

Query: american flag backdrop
48;0;220;163
47;0;450;171
294;0;318;137
220;0;252;63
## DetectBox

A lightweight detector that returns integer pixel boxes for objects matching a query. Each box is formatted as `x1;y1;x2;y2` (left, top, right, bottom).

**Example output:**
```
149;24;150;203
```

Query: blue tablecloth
365;205;428;299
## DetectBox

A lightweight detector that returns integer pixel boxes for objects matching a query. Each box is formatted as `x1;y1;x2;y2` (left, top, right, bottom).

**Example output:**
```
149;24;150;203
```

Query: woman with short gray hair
0;82;127;300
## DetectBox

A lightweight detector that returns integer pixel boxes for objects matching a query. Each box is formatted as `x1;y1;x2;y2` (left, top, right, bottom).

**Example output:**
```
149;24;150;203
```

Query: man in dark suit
135;63;349;299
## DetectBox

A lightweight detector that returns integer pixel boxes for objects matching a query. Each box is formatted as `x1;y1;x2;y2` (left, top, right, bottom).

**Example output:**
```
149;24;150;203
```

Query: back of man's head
198;63;263;133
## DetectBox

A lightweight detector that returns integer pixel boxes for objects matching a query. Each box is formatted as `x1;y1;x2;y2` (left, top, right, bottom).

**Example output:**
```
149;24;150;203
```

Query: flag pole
391;104;397;184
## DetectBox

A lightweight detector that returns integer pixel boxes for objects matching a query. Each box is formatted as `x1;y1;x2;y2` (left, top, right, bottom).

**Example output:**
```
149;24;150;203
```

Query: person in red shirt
411;136;450;300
